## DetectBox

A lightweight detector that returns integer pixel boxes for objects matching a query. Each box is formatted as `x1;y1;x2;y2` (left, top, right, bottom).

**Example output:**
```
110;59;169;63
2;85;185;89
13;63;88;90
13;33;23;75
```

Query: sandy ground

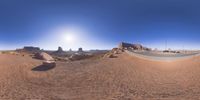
1;52;200;100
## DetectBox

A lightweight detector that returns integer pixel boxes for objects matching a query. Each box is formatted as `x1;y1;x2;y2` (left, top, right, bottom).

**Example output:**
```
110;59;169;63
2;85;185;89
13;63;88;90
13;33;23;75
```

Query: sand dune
1;52;200;99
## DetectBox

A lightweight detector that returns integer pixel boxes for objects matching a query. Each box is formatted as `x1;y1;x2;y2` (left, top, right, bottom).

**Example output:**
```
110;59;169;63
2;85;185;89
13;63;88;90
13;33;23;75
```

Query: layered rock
24;46;40;51
118;42;151;51
51;47;67;57
17;46;40;53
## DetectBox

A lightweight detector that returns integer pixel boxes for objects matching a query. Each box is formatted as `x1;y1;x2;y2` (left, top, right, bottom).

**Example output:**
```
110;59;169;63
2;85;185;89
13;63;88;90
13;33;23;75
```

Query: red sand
1;53;200;99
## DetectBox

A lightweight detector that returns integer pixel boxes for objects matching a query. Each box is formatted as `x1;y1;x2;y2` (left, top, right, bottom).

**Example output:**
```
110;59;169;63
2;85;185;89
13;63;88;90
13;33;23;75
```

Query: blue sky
0;0;200;50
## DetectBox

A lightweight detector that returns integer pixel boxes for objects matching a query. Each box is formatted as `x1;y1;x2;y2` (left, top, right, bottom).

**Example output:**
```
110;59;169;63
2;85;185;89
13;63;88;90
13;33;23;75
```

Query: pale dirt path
1;53;200;99
125;50;200;61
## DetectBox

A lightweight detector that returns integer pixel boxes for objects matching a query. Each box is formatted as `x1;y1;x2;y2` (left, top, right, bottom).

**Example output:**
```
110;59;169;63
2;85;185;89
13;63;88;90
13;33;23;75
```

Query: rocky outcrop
118;42;151;51
51;47;67;57
23;46;40;53
35;52;54;61
103;48;122;58
16;46;40;53
118;42;133;49
103;53;116;58
57;47;63;52
78;48;83;52
132;44;143;50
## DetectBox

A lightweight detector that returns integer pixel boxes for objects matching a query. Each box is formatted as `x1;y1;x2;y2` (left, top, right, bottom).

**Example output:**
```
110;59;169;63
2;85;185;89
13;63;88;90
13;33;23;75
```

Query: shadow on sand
32;64;55;71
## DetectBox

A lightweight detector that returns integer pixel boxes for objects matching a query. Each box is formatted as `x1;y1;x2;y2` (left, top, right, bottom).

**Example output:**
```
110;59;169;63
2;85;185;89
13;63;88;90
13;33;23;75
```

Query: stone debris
69;53;92;61
103;53;115;58
54;56;70;61
103;48;121;58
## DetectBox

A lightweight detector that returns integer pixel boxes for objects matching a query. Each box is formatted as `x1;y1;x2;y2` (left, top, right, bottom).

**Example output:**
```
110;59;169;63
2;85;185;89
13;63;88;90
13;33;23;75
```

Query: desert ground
1;51;200;100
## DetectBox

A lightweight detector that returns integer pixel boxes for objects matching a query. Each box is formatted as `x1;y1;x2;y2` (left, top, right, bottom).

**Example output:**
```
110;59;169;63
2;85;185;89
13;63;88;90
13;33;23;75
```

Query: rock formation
35;52;54;61
103;48;121;58
57;46;63;52
118;42;133;49
51;46;67;57
24;46;40;51
69;48;72;52
78;48;83;52
118;42;151;51
103;53;116;58
16;46;40;53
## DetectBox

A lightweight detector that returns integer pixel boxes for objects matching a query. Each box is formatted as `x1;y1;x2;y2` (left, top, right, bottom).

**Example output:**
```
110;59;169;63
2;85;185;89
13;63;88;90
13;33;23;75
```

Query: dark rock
78;48;83;52
57;46;63;52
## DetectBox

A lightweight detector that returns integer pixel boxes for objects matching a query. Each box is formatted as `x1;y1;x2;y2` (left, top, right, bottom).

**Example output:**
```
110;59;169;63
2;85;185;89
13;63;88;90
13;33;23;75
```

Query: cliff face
16;46;41;53
24;46;40;51
118;42;151;51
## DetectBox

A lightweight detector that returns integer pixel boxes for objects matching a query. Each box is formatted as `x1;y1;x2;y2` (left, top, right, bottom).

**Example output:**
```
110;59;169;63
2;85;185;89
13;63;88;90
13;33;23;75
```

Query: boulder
43;60;56;67
35;52;54;61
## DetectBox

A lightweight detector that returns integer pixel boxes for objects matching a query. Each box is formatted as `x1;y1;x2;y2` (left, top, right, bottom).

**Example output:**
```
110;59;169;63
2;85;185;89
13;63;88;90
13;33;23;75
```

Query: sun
65;34;75;43
57;27;82;47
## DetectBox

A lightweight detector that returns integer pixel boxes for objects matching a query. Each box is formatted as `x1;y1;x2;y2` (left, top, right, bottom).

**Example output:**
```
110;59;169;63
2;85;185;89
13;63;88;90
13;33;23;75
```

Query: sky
0;0;200;50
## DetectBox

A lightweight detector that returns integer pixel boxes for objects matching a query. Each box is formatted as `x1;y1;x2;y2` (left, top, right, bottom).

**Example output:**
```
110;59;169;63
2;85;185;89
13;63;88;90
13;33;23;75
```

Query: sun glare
55;26;87;49
65;34;75;43
59;28;80;45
